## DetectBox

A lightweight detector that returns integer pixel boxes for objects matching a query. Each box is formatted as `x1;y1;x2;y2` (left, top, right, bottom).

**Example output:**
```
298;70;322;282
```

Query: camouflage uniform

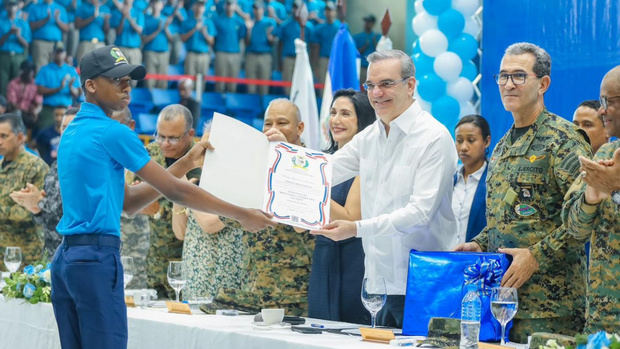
32;161;63;259
145;141;201;299
120;170;151;289
562;140;620;334
120;213;150;289
472;110;589;342
212;219;315;316
0;149;49;265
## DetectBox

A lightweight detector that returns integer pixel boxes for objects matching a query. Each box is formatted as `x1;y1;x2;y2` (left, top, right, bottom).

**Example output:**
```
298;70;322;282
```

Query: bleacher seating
261;94;287;111
129;88;154;116
225;93;262;122
135;113;158;135
151;88;180;109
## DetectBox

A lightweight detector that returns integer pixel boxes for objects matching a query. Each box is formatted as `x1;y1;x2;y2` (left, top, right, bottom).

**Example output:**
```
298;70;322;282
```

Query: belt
63;234;121;250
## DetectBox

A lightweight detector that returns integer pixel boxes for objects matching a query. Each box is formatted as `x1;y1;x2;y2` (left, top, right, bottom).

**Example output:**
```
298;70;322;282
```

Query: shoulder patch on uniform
558;151;581;175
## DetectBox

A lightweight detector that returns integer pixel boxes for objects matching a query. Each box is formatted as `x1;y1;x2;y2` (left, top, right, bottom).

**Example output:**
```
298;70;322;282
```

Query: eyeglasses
153;131;188;145
494;72;538;86
599;95;620;110
363;77;410;91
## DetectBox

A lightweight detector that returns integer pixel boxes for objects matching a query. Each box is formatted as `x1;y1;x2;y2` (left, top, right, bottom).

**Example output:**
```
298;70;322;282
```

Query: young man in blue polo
52;45;274;349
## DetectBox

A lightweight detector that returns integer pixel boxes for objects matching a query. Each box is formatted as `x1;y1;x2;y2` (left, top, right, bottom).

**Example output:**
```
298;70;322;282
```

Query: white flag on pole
290;39;320;150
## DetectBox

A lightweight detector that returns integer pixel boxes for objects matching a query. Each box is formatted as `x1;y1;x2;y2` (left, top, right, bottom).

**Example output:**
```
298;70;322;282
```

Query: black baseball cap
79;45;146;85
363;14;376;22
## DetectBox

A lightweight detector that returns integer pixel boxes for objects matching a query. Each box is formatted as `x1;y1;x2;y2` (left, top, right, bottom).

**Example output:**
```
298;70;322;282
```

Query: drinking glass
490;287;518;345
121;256;134;289
167;261;186;302
361;277;387;328
4;247;22;273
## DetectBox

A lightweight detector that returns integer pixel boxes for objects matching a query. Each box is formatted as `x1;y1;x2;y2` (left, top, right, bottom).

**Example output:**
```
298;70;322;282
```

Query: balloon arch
411;0;481;132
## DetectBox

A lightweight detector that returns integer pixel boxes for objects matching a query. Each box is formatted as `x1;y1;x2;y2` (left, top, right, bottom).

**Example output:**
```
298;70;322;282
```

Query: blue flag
319;24;361;148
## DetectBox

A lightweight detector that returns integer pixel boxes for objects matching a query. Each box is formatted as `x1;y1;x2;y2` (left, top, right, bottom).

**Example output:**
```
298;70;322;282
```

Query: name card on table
359;328;395;344
166;301;192;315
125;296;135;307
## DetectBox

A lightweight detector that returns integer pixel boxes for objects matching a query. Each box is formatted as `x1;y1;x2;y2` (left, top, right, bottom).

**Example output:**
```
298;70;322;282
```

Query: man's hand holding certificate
199;113;332;230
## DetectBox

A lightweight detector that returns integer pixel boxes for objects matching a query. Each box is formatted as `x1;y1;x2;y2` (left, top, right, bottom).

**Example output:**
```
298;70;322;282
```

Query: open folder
199;113;332;230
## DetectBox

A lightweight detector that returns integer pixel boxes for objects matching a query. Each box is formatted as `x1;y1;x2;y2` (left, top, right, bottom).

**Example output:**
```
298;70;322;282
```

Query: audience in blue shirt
110;0;144;64
353;14;380;83
310;1;338;84
34;42;80;131
212;0;246;92
181;0;216;76
28;0;69;70
143;0;172;88
74;0;110;62
0;0;31;95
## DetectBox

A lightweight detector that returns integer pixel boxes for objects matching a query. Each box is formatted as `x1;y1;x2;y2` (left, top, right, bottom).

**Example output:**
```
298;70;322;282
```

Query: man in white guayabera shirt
312;49;458;328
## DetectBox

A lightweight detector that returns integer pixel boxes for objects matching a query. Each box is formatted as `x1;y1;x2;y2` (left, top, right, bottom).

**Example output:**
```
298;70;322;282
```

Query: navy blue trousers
51;235;127;349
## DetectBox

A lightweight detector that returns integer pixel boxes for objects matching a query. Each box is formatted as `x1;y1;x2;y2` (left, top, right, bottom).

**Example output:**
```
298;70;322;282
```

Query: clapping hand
9;183;45;214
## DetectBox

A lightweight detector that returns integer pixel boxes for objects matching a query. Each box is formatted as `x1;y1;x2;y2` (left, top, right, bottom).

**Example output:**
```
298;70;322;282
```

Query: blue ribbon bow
463;258;503;295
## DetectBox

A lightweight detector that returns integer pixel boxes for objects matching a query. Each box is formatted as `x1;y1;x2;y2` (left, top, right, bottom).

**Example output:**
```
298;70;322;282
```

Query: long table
0;299;408;349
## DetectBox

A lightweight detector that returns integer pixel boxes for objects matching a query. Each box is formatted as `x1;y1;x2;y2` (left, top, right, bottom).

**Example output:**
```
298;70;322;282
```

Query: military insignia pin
528;154;546;163
515;203;537;217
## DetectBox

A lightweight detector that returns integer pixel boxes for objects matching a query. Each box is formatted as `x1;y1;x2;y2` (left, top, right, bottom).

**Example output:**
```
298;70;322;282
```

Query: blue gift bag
402;251;512;342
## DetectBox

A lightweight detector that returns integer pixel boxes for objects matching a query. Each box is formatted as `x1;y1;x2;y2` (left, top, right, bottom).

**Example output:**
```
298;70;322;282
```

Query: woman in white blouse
452;115;491;246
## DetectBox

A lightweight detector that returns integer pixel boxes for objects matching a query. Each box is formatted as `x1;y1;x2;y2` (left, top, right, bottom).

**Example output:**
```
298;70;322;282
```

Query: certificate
199;113;332;230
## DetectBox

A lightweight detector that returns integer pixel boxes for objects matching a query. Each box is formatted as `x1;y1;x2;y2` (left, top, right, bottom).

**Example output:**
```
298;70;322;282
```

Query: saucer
251;321;291;330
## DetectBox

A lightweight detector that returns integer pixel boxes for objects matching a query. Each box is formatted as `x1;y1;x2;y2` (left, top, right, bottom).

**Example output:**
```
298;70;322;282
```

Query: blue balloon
449;33;478;61
422;0;451;16
431;95;460;130
461;60;478;81
418;73;446;102
438;9;465;40
412;52;435;78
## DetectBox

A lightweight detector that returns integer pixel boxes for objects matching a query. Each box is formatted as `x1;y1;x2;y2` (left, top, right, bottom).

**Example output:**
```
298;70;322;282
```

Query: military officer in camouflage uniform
145;104;201;299
563;65;620;334
455;43;590;342
1;113;49;265
9;108;78;259
206;99;314;316
211;218;314;316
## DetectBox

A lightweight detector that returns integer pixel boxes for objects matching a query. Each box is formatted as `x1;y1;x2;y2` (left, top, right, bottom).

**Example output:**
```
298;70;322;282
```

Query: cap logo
110;47;128;65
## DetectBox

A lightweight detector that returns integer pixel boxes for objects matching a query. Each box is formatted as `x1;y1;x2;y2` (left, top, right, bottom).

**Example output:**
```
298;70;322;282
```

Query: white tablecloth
0;299;404;349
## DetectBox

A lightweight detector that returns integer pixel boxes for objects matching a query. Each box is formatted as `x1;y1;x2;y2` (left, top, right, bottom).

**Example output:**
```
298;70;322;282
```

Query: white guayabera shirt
331;101;458;295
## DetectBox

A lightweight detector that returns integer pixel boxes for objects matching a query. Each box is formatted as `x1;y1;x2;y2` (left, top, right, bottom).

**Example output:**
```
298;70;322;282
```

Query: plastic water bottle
460;286;481;349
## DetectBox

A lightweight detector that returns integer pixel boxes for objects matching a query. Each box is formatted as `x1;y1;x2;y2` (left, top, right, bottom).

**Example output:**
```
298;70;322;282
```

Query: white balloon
418;98;432;112
452;0;479;17
434;52;462;82
414;0;425;14
419;29;448;57
447;77;474;103
412;12;438;37
463;17;480;38
459;101;477;117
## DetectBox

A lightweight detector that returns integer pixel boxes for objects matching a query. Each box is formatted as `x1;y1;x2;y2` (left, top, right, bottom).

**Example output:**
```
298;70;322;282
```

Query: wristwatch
612;191;620;205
